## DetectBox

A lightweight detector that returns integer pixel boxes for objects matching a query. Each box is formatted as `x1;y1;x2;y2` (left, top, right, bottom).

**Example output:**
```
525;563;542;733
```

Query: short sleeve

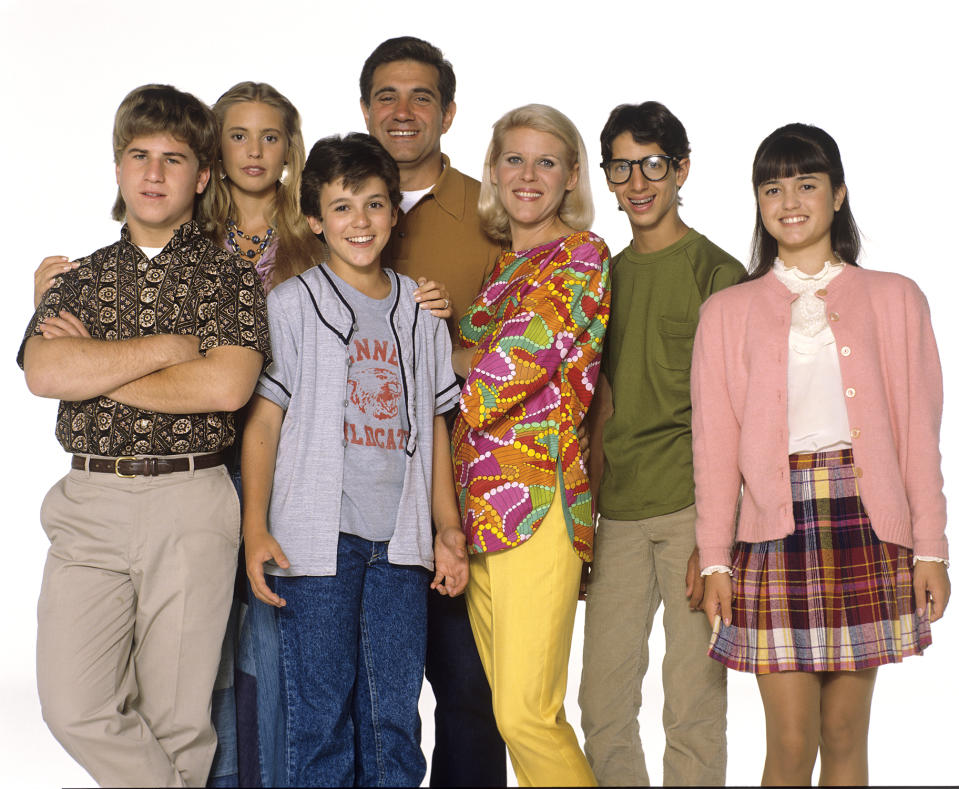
16;264;88;369
431;315;459;416
705;258;747;296
201;255;272;368
254;289;295;410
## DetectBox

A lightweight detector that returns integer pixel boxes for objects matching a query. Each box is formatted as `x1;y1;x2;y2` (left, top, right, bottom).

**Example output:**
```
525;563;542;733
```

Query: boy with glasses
579;102;744;786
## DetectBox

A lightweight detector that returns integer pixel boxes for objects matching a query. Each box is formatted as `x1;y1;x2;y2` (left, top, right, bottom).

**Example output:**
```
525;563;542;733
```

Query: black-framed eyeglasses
601;155;677;184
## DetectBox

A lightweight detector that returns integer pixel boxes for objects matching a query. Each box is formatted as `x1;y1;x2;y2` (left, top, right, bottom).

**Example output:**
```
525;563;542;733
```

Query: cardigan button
845;387;856;398
850;428;861;438
815;288;828;298
840;346;851;356
829;312;840;322
855;467;864;478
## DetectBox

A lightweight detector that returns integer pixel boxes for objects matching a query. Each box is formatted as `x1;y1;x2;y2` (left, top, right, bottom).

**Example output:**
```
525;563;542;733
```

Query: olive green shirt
599;229;744;520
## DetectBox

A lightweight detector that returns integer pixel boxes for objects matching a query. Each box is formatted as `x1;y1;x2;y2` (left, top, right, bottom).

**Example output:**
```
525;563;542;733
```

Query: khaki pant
579;506;727;786
466;481;596;788
36;462;240;787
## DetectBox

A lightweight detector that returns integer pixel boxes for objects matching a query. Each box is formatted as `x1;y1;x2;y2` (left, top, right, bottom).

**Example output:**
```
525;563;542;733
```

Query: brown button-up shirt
381;155;501;334
18;221;271;456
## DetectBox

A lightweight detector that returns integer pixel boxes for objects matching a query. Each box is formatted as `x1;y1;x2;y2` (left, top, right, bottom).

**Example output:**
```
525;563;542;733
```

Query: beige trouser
579;505;727;786
36;462;240;787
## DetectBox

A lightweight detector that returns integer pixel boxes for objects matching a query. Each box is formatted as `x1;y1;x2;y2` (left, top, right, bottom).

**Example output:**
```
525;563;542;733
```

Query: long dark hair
747;123;861;281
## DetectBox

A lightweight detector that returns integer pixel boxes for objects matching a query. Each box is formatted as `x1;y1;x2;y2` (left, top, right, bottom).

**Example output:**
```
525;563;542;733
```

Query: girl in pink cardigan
692;123;950;785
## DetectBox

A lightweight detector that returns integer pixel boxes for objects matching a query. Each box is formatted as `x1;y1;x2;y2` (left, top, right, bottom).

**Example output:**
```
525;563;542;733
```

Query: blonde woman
211;81;323;292
451;104;610;786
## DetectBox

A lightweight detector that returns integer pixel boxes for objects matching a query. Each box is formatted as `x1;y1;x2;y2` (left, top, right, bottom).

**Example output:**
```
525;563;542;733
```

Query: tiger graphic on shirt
343;335;408;451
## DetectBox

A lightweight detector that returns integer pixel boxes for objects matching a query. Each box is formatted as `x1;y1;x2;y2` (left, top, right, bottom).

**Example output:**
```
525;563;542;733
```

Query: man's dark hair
300;133;402;219
599;101;691;164
359;36;456;112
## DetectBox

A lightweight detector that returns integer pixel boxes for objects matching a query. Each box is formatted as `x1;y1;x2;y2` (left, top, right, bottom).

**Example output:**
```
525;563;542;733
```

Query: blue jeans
207;469;244;788
235;582;287;787
207;597;239;787
271;535;429;787
210;464;288;788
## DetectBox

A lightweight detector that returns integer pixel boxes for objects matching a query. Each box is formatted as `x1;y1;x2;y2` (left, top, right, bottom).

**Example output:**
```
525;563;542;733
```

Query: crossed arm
23;309;263;413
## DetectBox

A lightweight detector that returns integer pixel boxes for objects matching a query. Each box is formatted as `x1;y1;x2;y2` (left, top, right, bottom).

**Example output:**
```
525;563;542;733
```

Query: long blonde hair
478;104;594;243
212;82;321;285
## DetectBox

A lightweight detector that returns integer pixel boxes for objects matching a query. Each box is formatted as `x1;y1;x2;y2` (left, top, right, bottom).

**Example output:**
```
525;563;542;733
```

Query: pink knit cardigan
691;265;947;569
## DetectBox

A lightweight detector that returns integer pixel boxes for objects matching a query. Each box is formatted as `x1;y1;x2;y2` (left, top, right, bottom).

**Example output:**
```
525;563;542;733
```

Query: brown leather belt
72;451;227;478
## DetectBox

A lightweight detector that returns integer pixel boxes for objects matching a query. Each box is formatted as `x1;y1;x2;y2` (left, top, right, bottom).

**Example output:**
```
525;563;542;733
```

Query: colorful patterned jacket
452;231;611;560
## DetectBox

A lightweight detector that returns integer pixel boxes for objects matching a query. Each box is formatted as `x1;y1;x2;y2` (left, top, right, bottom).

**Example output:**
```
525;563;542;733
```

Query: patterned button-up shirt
452;231;611;561
18;221;271;456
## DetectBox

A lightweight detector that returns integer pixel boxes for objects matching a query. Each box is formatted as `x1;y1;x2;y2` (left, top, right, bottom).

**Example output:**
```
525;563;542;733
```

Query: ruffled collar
773;257;845;337
773;257;844;289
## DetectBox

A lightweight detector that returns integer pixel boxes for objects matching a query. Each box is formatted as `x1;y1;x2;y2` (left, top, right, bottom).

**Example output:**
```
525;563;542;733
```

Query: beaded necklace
226;219;275;259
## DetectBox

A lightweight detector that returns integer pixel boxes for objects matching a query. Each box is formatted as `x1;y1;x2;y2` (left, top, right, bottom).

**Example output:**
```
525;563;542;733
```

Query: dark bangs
752;129;839;190
301;133;401;220
746;123;861;280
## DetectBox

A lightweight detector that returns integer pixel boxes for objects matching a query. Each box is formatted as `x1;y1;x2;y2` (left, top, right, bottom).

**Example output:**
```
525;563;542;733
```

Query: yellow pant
465;481;596;787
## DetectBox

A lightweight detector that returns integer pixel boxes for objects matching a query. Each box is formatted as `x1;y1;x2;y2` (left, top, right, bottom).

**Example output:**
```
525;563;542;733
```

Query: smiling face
115;133;210;246
491;126;578;249
361;59;455;189
758;172;846;263
306;176;397;282
220;101;289;199
607;133;688;249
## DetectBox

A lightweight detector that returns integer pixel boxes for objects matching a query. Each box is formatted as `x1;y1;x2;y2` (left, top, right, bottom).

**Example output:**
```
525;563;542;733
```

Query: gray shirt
256;264;459;576
332;269;408;542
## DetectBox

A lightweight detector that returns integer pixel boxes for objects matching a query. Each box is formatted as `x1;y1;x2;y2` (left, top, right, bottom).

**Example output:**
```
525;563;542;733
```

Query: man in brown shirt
360;37;506;787
18;85;270;787
361;36;500;331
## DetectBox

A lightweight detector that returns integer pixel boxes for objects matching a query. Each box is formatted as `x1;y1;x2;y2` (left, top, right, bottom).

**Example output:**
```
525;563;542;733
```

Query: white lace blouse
772;258;852;455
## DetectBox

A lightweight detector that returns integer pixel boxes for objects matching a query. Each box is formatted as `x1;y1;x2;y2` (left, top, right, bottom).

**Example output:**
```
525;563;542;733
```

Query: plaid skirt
708;448;931;673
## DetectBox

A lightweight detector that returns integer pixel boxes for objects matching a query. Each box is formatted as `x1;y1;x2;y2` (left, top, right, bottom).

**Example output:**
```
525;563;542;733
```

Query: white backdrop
2;0;957;785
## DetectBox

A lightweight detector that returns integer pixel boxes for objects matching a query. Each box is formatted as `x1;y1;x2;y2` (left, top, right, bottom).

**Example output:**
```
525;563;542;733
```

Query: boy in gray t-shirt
338;270;411;542
241;133;467;787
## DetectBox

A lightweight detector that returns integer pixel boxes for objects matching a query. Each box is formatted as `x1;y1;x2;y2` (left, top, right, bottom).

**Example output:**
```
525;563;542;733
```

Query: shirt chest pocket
654;315;696;371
